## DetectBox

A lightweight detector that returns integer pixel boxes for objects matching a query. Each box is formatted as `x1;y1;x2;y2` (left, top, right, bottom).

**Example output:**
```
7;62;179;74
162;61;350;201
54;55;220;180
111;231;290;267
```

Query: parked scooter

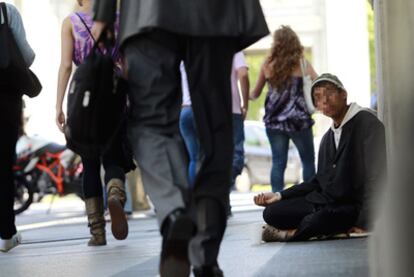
14;135;84;214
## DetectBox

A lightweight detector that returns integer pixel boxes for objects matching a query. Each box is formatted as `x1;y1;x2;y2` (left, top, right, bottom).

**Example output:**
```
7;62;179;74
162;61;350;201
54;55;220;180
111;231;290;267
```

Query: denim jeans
266;127;315;192
231;114;245;187
179;106;199;187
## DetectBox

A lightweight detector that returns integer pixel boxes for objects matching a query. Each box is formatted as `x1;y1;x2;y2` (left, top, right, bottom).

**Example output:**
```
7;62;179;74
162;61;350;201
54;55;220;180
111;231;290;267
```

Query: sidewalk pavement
2;196;369;277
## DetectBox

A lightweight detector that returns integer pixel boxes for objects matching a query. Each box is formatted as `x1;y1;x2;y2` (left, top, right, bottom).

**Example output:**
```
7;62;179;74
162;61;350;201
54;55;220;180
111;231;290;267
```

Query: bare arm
56;17;73;133
250;64;267;100
237;66;250;119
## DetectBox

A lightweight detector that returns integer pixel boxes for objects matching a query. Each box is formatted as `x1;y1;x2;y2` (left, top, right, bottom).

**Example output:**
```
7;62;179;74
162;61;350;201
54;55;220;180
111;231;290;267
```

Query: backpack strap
75;13;96;43
75;12;110;56
1;2;8;26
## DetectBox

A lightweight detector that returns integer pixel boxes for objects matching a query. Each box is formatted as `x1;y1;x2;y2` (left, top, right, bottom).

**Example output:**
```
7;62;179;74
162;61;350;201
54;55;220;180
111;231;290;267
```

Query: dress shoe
193;265;224;277
159;209;195;277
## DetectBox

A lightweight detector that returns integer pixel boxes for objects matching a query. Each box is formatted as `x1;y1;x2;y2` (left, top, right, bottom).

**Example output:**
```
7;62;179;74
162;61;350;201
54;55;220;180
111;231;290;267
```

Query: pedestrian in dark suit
91;1;269;276
0;3;35;253
254;73;386;242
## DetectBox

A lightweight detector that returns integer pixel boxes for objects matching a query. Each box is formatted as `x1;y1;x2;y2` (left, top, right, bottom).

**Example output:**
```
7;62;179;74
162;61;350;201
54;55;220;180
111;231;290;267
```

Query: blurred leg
123;31;188;228
179;106;199;187
266;129;289;192
184;37;236;268
231;114;245;187
290;127;315;182
0;96;21;240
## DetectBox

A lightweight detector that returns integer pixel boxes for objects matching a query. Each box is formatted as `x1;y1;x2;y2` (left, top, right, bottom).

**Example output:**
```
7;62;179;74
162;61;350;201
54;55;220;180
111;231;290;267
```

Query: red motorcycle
14;135;84;214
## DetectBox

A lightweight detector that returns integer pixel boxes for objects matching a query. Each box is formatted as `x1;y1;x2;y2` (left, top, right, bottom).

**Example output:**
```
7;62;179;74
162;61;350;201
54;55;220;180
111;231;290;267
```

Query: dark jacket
280;110;386;230
93;0;269;50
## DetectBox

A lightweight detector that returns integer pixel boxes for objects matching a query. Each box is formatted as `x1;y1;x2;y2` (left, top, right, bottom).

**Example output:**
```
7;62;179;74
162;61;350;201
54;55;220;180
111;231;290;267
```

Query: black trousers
81;128;127;199
263;196;359;241
123;30;237;267
0;94;22;239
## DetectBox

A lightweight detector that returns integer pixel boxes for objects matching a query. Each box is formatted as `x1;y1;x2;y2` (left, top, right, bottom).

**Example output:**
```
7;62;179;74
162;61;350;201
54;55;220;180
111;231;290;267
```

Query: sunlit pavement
3;193;368;277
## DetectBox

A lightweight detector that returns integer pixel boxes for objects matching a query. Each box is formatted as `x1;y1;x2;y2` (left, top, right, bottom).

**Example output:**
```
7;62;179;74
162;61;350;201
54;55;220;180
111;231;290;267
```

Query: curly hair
267;26;304;91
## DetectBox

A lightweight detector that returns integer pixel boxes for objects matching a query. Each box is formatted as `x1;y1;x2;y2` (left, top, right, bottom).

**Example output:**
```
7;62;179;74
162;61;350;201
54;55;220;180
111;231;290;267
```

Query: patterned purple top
69;12;120;66
263;76;314;132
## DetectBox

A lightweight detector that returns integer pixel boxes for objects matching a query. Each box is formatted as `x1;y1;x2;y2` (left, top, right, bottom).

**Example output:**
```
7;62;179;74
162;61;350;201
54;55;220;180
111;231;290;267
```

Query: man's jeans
266;127;315;192
231;114;245;187
179;106;199;187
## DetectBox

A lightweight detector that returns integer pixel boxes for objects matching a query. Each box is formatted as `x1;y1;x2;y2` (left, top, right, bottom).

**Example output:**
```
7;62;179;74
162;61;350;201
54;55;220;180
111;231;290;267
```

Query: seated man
254;73;386;242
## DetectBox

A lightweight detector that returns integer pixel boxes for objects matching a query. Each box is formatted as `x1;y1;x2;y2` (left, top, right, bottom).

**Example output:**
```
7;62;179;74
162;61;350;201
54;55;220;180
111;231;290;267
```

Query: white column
371;0;414;277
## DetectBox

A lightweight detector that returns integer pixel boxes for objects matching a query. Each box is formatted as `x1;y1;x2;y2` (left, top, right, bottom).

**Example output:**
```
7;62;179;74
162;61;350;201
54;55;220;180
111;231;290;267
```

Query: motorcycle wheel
14;176;34;215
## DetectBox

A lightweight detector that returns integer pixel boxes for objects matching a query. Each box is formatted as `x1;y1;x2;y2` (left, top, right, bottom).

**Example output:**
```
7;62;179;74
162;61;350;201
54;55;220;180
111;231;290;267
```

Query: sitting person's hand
254;192;281;207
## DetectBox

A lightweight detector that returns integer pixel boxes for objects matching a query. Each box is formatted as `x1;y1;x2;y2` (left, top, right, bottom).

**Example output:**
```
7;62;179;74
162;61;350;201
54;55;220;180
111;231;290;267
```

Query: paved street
1;193;369;277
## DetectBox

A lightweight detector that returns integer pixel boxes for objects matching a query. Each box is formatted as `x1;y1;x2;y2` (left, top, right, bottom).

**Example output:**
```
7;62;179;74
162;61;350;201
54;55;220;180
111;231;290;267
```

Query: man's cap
310;73;345;105
311;73;345;92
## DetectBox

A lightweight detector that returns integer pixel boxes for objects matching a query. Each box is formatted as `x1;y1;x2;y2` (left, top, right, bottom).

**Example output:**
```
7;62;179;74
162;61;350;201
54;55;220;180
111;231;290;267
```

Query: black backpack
0;2;41;97
64;15;126;158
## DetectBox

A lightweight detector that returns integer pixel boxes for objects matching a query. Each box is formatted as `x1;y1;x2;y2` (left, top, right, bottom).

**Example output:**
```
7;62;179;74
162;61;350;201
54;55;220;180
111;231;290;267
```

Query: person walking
0;2;35;252
55;0;130;246
179;51;249;192
250;25;318;193
92;1;269;276
230;51;250;189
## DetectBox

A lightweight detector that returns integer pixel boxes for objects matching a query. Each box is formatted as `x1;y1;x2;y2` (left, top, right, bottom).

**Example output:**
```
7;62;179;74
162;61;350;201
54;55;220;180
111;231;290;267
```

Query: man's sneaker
0;232;22;253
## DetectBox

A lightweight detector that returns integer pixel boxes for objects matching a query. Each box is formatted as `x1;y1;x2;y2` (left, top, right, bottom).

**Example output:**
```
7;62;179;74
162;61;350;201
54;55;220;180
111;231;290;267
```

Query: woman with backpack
250;26;318;193
0;2;35;253
55;0;130;246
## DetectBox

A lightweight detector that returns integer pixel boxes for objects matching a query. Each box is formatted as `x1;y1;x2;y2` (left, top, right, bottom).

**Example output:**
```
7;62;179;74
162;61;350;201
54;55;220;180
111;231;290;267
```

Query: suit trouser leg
0;96;21;239
123;32;189;228
183;38;236;267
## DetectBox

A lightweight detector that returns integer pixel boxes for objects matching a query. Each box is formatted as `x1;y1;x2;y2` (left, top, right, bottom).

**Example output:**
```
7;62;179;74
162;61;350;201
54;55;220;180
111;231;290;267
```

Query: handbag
65;13;126;158
300;59;315;114
0;2;42;97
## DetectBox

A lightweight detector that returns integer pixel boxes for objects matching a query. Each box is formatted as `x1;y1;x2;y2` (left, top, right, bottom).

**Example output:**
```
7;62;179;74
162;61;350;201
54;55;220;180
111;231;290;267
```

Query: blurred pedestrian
55;0;131;246
92;1;268;275
254;73;386;242
250;25;317;192
180;52;249;191
0;2;35;253
230;51;250;189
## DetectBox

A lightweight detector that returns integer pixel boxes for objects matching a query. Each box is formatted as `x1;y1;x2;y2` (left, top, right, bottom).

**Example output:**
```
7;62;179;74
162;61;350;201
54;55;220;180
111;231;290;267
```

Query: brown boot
85;197;106;246
107;178;128;240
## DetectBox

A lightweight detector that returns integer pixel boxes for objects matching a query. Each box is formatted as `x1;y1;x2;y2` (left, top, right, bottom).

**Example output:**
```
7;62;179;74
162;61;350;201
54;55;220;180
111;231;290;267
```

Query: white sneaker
0;232;22;252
